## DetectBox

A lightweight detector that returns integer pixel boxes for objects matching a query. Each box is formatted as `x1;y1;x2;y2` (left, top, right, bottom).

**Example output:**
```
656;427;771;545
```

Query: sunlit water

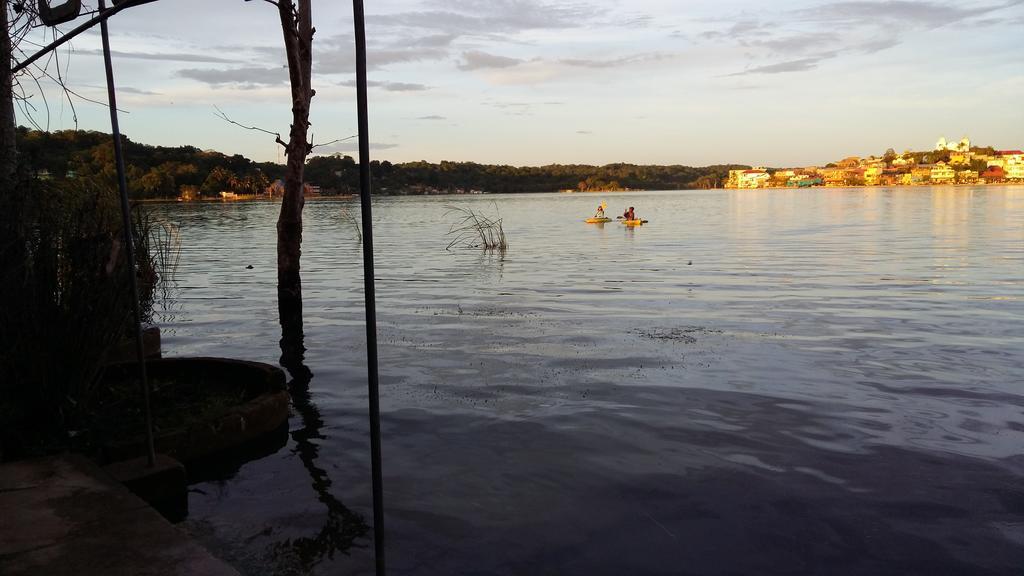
155;187;1024;575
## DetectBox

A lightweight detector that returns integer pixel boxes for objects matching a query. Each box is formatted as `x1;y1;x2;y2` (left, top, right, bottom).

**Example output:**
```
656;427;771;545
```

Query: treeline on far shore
15;128;746;199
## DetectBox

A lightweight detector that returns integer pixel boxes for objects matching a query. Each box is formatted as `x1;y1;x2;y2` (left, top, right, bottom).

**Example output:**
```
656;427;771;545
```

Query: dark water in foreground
156;187;1024;575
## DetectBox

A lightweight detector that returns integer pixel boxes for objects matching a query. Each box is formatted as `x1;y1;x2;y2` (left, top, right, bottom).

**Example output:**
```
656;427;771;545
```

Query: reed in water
444;204;507;251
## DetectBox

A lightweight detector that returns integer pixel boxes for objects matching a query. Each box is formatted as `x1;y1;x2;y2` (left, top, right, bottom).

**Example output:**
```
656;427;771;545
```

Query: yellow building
1007;163;1024;181
864;165;883;186
911;166;933;184
956;170;978;184
737;169;770;189
822;167;846;186
930;162;955;184
727;168;772;188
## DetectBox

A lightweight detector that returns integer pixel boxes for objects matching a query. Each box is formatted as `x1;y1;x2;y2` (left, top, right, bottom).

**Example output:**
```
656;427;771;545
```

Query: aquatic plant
339;204;362;243
445;204;507;251
0;177;172;459
132;207;181;315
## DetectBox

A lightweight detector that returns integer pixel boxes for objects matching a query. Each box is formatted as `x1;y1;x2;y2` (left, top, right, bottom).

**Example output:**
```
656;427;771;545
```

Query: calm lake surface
156;187;1024;576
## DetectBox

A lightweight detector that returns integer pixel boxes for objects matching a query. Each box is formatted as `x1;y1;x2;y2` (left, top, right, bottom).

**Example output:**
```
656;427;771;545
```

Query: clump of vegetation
91;374;249;442
134;207;181;309
445;204;507;251
339;204;362;243
0;174;173;460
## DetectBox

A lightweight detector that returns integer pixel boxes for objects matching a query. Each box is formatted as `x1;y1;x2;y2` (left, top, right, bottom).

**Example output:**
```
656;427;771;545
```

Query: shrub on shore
0;174;169;460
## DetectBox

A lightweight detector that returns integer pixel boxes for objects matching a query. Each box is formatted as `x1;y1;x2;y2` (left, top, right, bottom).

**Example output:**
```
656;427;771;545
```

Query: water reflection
158;188;1024;575
277;325;369;571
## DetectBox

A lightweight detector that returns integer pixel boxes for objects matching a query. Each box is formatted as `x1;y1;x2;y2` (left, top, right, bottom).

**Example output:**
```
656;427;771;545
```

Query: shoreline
729;181;1021;191
135;181;1024;203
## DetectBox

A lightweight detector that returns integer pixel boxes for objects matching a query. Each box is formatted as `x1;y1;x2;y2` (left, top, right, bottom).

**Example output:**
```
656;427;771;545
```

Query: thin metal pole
99;0;156;467
352;0;385;573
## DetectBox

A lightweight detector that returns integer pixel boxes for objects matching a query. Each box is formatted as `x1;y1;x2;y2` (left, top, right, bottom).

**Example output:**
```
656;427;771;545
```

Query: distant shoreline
732;181;1021;191
135;182;1023;203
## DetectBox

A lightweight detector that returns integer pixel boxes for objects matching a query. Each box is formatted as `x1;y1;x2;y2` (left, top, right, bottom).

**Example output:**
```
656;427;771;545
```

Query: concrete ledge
104;454;188;522
0;455;239;576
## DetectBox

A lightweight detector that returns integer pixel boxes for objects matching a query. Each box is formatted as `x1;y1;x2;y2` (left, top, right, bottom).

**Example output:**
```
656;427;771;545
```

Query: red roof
998;150;1023;156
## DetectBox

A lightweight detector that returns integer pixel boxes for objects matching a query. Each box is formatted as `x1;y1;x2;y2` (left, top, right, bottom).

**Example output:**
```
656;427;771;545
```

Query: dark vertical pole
352;1;386;574
99;0;155;467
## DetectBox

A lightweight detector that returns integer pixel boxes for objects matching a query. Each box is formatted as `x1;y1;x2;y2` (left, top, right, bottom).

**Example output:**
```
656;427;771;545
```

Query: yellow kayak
586;217;612;223
623;219;647;226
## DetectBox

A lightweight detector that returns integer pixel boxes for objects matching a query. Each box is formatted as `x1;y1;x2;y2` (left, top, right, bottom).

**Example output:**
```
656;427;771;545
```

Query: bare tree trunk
1;0;17;187
276;0;314;370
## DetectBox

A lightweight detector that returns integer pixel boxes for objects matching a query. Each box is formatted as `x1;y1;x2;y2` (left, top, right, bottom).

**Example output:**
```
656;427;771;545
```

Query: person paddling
623;206;636;220
594;203;606;218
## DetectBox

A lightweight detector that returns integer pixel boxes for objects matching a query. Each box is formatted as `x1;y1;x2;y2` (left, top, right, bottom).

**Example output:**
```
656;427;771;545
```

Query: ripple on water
154;189;1024;575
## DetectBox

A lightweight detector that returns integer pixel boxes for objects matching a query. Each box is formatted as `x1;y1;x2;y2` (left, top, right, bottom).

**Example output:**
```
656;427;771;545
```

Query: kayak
585;217;612;223
622;219;647;226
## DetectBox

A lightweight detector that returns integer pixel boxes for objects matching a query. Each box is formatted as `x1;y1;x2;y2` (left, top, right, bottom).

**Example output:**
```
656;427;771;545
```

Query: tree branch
309;134;356;151
213;105;287;149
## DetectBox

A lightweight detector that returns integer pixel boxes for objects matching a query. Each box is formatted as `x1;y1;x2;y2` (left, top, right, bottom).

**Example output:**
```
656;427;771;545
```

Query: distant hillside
15;128;284;199
15;128;747;198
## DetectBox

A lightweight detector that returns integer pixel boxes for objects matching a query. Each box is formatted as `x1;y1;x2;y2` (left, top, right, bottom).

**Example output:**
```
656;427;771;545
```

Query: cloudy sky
14;0;1024;166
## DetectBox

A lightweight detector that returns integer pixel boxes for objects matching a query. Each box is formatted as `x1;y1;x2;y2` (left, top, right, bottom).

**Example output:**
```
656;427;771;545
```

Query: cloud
701;19;770;40
417;115;447;120
338;79;431;91
408;33;458;48
374;81;430;91
740;32;836;55
791;0;1008;28
118;86;163;95
706;0;1024;77
312;2;664;82
729;53;837;76
857;36;902;53
315;141;398;154
176;66;287;87
478;100;565;114
482;101;535;115
576;130;592;134
366;0;607;36
315;38;449;74
79;83;162;96
457;50;523;70
78;48;242;64
559;52;673;68
486;102;532;109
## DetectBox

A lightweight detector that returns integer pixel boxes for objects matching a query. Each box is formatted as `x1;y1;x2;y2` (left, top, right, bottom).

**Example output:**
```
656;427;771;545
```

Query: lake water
156;187;1024;576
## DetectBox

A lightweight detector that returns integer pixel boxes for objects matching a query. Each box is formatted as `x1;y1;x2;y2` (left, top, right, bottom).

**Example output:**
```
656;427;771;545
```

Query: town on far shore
726;137;1024;189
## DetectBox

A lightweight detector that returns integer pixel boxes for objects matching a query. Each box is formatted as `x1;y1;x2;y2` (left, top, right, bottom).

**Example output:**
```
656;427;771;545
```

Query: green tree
200;166;236;197
883;148;897;165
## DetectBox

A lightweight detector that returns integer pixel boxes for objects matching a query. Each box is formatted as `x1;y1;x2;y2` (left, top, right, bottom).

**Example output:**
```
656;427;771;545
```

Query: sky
12;0;1024;167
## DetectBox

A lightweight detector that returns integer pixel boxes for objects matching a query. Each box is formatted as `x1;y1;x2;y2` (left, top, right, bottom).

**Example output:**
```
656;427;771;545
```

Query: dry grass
339;205;362;243
445;204;507;251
